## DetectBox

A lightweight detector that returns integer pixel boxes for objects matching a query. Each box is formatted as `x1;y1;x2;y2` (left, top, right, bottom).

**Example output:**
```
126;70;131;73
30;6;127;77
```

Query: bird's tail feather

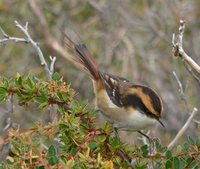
64;34;101;81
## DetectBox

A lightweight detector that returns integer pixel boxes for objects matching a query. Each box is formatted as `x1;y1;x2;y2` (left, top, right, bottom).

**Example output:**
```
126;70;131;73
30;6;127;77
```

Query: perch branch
172;20;200;75
167;107;198;150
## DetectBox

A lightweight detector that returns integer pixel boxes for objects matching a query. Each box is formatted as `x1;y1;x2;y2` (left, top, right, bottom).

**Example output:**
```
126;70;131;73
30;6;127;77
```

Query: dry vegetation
0;0;199;168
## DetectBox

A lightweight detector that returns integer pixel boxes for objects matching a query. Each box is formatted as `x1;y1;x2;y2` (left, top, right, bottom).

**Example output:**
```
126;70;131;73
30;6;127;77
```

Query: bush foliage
0;74;199;168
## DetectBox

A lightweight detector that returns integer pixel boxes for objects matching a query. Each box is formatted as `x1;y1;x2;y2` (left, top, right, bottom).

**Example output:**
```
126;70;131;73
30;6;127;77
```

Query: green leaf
70;147;78;156
188;136;195;145
109;136;122;151
47;145;59;165
166;150;172;158
37;166;45;169
0;87;7;95
179;159;187;169
104;123;112;134
47;156;59;165
98;134;107;143
35;96;48;104
189;161;199;168
166;159;172;169
0;164;5;169
48;145;57;156
15;76;22;86
173;157;179;169
141;144;149;157
183;143;189;150
0;94;6;102
196;137;200;146
89;141;97;150
0;87;8;102
52;72;61;81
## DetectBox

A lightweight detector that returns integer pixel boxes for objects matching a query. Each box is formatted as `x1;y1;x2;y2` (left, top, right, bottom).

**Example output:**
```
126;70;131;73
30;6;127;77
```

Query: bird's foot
137;131;158;155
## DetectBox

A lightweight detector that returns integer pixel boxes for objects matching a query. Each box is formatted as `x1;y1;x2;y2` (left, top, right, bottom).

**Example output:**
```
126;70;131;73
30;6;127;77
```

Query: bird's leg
137;131;155;155
113;126;119;137
137;131;150;140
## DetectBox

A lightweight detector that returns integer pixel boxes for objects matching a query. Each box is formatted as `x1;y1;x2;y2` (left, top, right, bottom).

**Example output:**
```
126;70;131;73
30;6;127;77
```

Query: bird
64;35;164;138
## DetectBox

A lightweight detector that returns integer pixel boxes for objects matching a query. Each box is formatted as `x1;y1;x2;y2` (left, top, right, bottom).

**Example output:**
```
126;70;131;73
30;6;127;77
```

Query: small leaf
166;150;172;158
15;76;22;86
52;72;61;81
183;143;189;150
48;145;57;156
173;157;179;169
98;134;107;143
0;87;7;95
189;161;199;168
166;159;172;169
0;87;8;102
89;141;97;150
35;96;48;104
188;136;195;145
104;123;112;134
141;144;149;157
47;156;59;165
179;159;187;169
176;145;182;153
70;147;78;156
0;94;6;102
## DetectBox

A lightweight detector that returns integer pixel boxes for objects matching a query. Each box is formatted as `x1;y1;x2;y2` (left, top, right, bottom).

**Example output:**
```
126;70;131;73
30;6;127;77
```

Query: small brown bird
65;36;164;136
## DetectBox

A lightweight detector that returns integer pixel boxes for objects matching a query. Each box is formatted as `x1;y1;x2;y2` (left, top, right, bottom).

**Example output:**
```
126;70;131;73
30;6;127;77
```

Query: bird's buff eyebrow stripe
126;87;160;117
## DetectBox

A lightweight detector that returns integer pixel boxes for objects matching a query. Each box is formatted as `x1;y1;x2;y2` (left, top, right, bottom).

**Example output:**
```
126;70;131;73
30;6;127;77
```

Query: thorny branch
167;107;198;150
0;21;57;122
172;20;200;84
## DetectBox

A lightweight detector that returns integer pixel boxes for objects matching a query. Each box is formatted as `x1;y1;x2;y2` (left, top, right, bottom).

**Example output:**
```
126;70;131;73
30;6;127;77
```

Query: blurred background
0;0;199;152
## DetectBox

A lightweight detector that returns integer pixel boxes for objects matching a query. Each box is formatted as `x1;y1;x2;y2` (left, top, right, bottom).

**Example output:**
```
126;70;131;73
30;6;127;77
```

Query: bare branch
0;21;58;122
49;56;57;77
172;20;200;75
0;27;28;43
167;107;198;150
172;71;189;111
183;62;200;85
14;20;52;80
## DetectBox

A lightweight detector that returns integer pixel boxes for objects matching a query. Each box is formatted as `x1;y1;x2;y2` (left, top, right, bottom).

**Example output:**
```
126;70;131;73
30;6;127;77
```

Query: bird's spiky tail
64;34;101;81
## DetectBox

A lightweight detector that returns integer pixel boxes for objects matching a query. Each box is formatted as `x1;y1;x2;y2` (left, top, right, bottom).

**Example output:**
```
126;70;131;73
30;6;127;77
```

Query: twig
172;20;200;76
3;95;14;131
117;150;134;169
183;62;200;85
0;21;57;122
167;107;198;150
49;56;56;77
14;20;52;81
172;71;189;111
